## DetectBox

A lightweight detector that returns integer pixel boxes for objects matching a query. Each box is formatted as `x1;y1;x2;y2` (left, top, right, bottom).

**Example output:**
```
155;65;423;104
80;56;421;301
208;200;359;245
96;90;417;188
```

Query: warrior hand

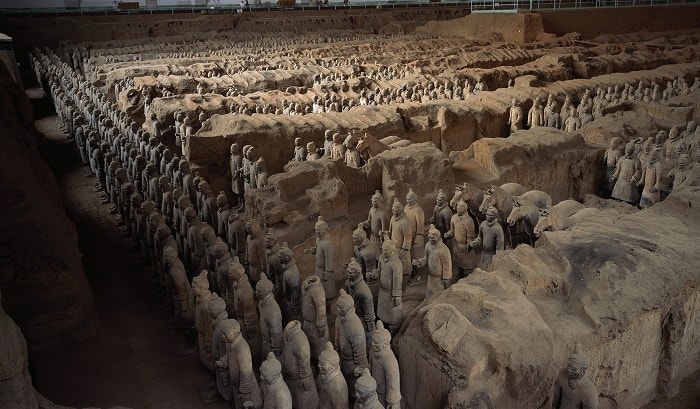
301;378;311;391
317;326;326;338
609;177;616;183
393;296;401;307
411;259;419;266
444;231;453;239
354;367;365;377
324;271;333;281
398;248;406;258
215;360;223;368
442;279;450;289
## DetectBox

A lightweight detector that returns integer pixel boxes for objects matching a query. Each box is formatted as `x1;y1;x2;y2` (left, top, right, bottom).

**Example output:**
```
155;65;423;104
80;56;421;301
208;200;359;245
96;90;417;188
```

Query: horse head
534;208;552;237
478;186;497;214
507;197;524;226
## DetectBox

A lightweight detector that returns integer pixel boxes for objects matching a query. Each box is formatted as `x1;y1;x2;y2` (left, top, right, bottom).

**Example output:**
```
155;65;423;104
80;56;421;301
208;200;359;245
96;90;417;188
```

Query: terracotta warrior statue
230;258;261;364
412;224;453;298
370;321;401;409
318;342;350;409
256;275;284;359
192;270;216;371
404;188;425;286
301;275;329;361
637;149;662;209
610;143;641;205
246;219;267;284
363;190;390;253
444;199;476;277
470;206;504;269
352;222;378;283
278;243;301;321
551;344;599;409
260;352;292;409
210;296;233;402
507;98;523;134
216;319;263;409
354;368;384;409
308;216;336;300
335;289;369;395
389;198;413;281
345;257;376;347
230;143;245;211
377;237;403;335
282;320;320;409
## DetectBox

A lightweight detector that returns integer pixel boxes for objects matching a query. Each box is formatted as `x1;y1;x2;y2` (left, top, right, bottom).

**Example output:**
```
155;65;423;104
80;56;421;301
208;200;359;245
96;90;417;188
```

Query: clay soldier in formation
370;321;401;409
610;143;641;205
227;211;247;265
255;157;270;189
216;319;263;409
470;206;504;269
602;137;624;196
363;190;390;255
246;219;267;284
444;199;476;277
404;188;425;286
209;296;234;402
260;352;292;409
265;229;284;291
377;238;403;335
330;132;347;160
413;224;453;298
345;258;376;346
430;189;453;239
230;143;245;211
306;142;321;161
318;342;350;409
216;192;231;239
162;246;194;328
551;344;599;409
354;368;384;409
230;258;261;363
388;198;413;281
308;216;336;300
507;98;523;134
256;275;284;358
344;135;363;168
527;99;544;128
278;243;301;321
302;275;329;361
335;290;369;395
293;137;307;162
637;149;663;208
282;320;320;409
186;207;207;275
667;154;695;191
192;270;216;371
352;222;378;283
564;106;581;133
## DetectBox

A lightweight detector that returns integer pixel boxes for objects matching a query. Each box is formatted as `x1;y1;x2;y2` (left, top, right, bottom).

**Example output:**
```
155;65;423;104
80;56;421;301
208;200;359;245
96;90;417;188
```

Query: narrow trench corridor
29;94;229;409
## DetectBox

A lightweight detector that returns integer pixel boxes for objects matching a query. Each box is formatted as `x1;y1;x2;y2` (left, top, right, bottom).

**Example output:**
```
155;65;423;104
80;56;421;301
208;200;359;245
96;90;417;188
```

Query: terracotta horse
478;183;527;247
506;190;553;246
533;200;586;236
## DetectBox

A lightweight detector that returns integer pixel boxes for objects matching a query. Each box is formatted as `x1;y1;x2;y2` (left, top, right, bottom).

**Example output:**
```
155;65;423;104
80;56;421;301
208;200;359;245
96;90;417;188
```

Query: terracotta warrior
335;289;369;395
301;275;329;361
308;216;336;300
293;137;307;162
377;237;403;335
227;211;247;265
265;229;284;292
246;219;267;284
637;149;662;209
345;257;376;347
352;222;378;283
667;154;695;191
370;321;401;409
430;189;452;239
230;258;261;364
389;198;413;280
444;199;476;277
413;224;453;298
193;270;216;370
230;143;245;211
278;243;301;321
260;352;292;409
507;98;523;134
282;320;320;409
210;296;233;402
216;319;263;409
610;143;641;205
470;206;504;269
363;190;390;253
551;344;599;409
256;275;284;359
318;342;350;409
354;368;384;409
404;188;425;286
